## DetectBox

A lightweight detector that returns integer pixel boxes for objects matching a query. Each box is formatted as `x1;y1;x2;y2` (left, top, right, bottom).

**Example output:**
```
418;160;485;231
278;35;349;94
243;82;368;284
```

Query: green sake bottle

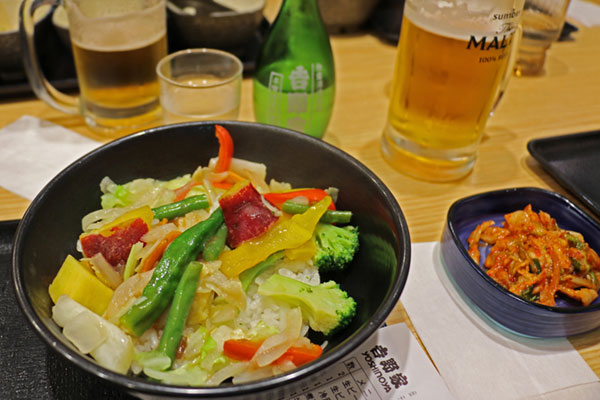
253;0;335;139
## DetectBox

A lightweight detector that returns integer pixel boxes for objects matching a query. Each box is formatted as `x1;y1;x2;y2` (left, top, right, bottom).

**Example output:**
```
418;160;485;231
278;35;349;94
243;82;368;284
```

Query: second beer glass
381;0;525;181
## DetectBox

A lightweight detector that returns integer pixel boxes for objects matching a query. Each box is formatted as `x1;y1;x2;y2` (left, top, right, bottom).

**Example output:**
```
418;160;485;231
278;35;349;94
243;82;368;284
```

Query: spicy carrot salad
467;204;600;307
47;126;359;385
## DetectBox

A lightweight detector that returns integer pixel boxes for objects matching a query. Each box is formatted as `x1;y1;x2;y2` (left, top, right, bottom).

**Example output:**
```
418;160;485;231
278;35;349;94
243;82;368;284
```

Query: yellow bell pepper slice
49;255;114;316
85;206;154;238
220;197;331;277
285;238;317;262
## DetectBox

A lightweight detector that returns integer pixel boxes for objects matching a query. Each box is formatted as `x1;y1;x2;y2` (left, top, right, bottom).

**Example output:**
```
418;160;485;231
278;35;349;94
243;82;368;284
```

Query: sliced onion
175;209;210;232
104;270;153;321
232;365;277;384
204;269;246;310
205;171;229;182
209;304;238;324
252;307;302;367
269;179;292;193
230;158;267;181
82;206;134;232
99;176;118;194
243;167;269;193
137;224;179;263
206;362;250;386
261;196;281;216
203;178;219;210
90;253;123;290
324;187;339;203
52;295;133;374
63;308;108;353
90;317;134;374
141;223;177;242
272;357;297;373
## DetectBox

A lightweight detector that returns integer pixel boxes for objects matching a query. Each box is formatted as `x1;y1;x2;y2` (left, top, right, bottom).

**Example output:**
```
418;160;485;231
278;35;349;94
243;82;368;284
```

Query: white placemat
0;116;101;200
402;242;600;400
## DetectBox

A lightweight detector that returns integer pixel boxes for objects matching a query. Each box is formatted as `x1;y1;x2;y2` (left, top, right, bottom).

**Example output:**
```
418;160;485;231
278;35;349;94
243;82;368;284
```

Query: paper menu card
282;323;454;400
402;242;600;400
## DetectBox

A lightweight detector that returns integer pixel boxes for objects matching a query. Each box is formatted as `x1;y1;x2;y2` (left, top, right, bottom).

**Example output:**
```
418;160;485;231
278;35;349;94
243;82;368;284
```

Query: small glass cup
514;0;571;76
156;49;243;124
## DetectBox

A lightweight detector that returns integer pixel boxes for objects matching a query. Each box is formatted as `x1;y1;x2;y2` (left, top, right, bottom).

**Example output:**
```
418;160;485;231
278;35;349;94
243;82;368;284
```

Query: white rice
131;258;320;363
234;260;320;335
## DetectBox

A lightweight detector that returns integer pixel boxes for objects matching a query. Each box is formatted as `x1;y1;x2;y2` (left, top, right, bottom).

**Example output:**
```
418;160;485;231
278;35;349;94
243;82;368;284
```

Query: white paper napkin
0;116;101;200
402;242;600;400
567;0;600;27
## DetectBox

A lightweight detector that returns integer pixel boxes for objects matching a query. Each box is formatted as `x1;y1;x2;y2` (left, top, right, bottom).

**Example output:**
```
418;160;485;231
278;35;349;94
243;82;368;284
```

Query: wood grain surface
1;0;600;379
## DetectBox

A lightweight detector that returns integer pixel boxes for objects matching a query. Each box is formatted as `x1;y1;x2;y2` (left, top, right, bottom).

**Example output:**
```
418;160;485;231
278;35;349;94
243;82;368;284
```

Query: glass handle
20;0;79;115
491;24;523;114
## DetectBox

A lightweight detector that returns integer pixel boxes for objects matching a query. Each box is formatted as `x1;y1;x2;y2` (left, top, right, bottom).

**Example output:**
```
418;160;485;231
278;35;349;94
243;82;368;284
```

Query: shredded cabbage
52;295;134;374
100;176;190;210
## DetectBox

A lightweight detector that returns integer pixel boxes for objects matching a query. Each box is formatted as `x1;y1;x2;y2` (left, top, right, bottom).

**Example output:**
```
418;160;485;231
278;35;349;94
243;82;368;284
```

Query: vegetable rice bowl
47;125;360;386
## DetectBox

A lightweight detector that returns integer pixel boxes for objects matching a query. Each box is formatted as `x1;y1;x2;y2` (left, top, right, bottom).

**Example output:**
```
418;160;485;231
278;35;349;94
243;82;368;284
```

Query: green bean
152;195;209;221
239;251;285;292
156;261;203;368
120;208;223;337
281;200;352;224
202;223;228;261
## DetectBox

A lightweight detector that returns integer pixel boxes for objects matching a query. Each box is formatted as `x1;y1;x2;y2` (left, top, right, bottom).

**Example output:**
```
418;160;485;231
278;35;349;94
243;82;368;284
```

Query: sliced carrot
276;343;323;366
223;339;260;361
173;181;202;202
226;170;245;183
139;230;181;273
157;218;169;226
211;181;233;190
214;125;234;173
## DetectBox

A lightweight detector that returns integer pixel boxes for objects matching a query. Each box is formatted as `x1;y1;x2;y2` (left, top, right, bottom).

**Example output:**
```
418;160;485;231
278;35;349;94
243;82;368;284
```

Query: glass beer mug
21;0;167;135
381;0;525;182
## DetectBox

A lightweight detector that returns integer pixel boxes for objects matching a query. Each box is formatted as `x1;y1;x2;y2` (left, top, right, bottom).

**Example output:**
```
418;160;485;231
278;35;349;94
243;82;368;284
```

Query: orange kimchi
467;204;600;307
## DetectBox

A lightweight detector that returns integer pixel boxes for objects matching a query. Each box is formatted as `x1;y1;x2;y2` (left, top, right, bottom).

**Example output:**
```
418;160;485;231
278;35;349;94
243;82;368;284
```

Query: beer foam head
67;0;166;50
404;0;524;40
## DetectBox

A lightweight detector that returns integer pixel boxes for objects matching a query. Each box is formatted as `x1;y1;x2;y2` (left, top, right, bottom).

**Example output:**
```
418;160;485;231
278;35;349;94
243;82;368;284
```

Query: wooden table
2;2;600;382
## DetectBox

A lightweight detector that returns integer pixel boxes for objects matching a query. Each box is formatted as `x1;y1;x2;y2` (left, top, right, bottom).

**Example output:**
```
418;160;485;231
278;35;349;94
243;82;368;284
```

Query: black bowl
11;121;410;399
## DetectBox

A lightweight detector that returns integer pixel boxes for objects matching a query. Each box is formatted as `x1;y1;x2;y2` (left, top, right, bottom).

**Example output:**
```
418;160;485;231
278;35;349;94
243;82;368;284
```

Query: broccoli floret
313;222;359;272
258;274;356;336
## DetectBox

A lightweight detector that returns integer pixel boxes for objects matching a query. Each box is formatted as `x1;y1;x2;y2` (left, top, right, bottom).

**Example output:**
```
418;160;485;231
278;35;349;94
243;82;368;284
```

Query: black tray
527;130;600;219
0;220;134;399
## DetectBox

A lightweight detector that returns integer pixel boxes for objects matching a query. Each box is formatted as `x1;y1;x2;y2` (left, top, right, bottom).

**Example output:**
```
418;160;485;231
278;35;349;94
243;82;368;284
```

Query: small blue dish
441;187;600;338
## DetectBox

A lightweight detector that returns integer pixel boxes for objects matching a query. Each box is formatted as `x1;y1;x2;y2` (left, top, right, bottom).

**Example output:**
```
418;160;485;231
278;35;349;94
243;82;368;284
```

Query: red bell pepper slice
223;339;323;366
263;189;336;211
214;125;234;173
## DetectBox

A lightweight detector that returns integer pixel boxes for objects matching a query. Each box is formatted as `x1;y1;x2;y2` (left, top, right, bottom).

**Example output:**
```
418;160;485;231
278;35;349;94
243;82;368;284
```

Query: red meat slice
80;218;148;267
219;183;278;248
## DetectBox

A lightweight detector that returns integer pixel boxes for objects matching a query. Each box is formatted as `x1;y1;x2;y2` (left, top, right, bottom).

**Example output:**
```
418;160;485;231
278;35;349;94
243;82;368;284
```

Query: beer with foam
20;0;167;135
381;0;524;181
67;0;167;132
